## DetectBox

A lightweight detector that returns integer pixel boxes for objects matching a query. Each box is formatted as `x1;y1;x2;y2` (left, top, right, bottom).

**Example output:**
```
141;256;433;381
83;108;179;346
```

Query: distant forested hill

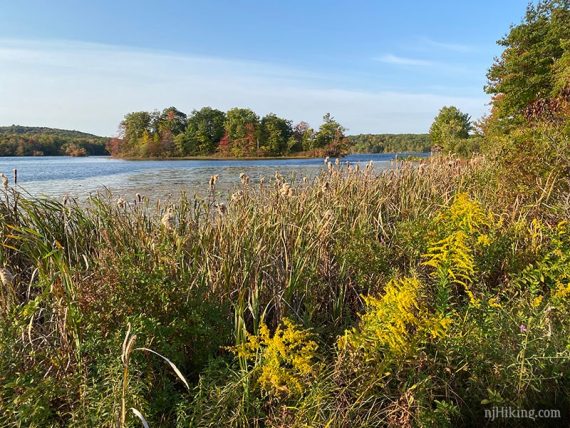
348;133;431;153
0;126;109;156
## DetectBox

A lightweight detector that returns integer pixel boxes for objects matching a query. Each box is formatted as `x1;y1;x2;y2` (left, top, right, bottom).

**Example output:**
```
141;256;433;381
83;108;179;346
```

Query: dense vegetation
0;126;109;156
348;133;430;153
0;1;569;427
108;109;350;158
1;154;569;427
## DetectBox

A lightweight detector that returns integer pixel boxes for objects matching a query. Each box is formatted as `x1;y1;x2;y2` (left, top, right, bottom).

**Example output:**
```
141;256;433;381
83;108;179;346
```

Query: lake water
0;153;426;200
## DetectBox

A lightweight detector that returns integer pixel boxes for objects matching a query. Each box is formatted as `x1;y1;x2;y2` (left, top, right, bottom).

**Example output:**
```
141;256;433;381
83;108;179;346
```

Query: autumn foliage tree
482;0;570;200
112;106;350;158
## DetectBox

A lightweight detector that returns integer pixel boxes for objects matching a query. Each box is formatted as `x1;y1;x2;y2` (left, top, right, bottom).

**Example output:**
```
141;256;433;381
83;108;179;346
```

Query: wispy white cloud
0;39;487;135
374;54;433;66
419;37;476;53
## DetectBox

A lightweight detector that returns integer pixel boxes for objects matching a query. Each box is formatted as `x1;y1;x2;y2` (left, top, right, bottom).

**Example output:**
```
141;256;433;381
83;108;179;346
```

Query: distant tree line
348;134;431;153
0;126;109;156
108;107;350;158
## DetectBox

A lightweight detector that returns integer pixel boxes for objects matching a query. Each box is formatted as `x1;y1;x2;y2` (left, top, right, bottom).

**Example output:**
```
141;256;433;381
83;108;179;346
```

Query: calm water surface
0;153;426;200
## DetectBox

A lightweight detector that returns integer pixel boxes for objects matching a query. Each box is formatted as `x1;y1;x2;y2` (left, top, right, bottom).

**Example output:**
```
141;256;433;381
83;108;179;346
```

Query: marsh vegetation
0;0;569;426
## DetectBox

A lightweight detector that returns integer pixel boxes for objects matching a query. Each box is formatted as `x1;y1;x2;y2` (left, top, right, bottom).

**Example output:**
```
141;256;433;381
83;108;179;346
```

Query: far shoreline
118;154;319;161
1;151;430;161
115;151;429;161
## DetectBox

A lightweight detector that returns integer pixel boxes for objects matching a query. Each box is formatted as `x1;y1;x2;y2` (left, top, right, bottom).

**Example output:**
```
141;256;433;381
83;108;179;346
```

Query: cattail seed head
0;268;14;287
117;198;126;209
209;175;219;189
161;207;177;230
231;190;244;203
239;173;250;185
216;202;227;216
280;183;294;197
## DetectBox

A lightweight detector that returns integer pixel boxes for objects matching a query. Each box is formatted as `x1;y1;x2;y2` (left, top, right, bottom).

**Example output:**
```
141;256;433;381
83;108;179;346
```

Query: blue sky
0;1;528;136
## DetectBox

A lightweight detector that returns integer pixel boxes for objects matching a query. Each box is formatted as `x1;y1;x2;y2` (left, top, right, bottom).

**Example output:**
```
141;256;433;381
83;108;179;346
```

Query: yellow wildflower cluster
231;318;319;397
422;193;492;306
553;281;570;300
517;220;569;299
423;231;478;305
339;277;451;359
551;280;569;315
528;218;545;252
488;297;502;308
531;295;544;308
440;193;491;233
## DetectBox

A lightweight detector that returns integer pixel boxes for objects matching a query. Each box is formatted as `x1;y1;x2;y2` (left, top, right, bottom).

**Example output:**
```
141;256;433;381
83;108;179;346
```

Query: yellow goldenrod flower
230;318;319;397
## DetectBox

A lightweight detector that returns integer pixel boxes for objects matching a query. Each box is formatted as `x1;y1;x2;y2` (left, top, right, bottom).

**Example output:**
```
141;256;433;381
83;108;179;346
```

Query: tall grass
0;155;568;426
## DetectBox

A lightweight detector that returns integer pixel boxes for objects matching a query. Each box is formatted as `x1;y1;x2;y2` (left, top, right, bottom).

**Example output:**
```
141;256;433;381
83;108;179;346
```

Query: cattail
161;207;177;230
321;181;330;192
0;268;14;287
327;162;333;172
209;175;219;189
280;183;294;197
1;174;8;190
117;198;126;209
136;193;142;203
324;156;329;164
231;190;244;203
239;173;250;185
216;202;227;216
274;172;283;186
62;195;69;206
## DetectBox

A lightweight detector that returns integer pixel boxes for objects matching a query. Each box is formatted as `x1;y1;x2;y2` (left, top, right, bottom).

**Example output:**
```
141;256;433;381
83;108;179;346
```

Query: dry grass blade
135;347;190;390
121;322;132;364
130;408;150;428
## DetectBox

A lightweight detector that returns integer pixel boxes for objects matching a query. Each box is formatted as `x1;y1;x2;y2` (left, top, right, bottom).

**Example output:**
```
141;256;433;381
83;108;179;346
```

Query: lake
0;153;427;200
